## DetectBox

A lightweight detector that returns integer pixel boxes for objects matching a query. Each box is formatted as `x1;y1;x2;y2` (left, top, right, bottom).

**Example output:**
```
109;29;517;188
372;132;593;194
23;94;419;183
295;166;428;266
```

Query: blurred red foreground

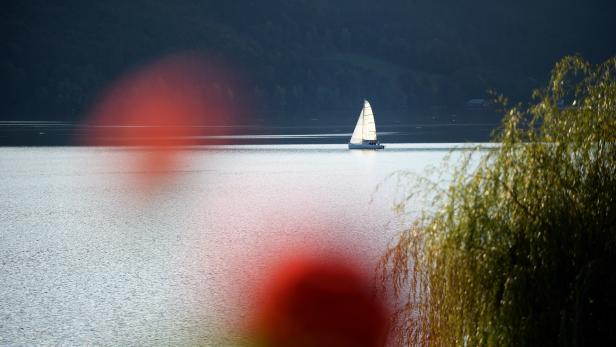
247;256;390;347
82;53;242;189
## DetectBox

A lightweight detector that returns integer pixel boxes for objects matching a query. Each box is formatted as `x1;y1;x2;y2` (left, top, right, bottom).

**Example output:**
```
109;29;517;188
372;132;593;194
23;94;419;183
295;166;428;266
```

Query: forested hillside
2;0;614;125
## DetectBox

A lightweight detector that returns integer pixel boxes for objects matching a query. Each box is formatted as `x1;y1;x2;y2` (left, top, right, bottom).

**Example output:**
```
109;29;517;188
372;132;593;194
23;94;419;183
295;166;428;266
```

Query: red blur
247;256;391;347
81;53;245;189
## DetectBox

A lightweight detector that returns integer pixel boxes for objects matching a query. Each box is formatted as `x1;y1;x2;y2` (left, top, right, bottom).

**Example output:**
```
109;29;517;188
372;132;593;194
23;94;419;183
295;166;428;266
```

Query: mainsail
350;100;377;144
362;100;377;141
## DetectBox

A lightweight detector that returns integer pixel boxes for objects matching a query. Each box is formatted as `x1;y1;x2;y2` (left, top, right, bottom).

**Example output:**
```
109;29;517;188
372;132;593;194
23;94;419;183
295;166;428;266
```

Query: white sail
350;108;364;144
362;100;377;141
348;99;384;149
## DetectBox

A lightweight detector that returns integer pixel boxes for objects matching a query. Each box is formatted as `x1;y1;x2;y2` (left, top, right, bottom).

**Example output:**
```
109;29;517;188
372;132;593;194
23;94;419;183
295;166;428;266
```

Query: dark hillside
1;0;615;127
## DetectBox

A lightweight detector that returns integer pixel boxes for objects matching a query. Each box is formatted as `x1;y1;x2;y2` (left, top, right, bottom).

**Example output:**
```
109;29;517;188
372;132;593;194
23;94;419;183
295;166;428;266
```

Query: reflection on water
0;121;499;145
0;144;487;345
181;132;397;139
350;148;378;158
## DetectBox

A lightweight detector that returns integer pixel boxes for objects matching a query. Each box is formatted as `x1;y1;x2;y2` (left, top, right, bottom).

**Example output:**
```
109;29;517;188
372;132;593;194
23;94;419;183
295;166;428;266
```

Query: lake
0;144;487;345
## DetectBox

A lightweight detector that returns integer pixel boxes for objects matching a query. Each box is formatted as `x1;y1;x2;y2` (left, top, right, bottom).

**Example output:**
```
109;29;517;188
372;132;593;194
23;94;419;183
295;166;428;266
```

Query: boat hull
348;143;385;150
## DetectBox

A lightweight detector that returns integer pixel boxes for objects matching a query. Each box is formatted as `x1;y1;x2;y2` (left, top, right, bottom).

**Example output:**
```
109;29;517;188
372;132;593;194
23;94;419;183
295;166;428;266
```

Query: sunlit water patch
0;144;491;345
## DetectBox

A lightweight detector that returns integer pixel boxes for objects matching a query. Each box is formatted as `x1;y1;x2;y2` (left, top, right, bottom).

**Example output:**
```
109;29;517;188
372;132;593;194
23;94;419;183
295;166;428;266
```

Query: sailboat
348;100;385;149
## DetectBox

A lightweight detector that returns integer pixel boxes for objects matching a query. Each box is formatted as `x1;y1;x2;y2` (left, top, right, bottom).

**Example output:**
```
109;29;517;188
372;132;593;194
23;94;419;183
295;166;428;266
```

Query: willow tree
380;56;616;346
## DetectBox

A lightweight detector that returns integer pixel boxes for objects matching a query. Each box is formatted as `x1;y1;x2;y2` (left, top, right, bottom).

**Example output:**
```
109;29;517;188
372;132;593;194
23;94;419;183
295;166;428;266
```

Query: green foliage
380;56;616;346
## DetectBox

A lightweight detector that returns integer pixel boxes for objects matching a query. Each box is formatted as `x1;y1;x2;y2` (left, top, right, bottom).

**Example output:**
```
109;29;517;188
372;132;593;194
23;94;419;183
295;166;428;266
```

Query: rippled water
0;144;487;345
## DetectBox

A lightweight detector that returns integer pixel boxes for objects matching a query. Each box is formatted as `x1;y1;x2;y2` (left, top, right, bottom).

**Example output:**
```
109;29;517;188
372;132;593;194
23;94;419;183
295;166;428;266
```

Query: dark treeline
1;0;615;126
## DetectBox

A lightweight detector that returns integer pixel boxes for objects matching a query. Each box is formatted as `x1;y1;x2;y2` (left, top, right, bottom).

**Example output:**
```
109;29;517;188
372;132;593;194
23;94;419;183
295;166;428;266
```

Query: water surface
0;144;487;345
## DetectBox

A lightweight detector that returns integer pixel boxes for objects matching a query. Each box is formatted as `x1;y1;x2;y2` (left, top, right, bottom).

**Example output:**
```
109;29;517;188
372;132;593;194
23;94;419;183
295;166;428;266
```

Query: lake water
0;144;486;345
